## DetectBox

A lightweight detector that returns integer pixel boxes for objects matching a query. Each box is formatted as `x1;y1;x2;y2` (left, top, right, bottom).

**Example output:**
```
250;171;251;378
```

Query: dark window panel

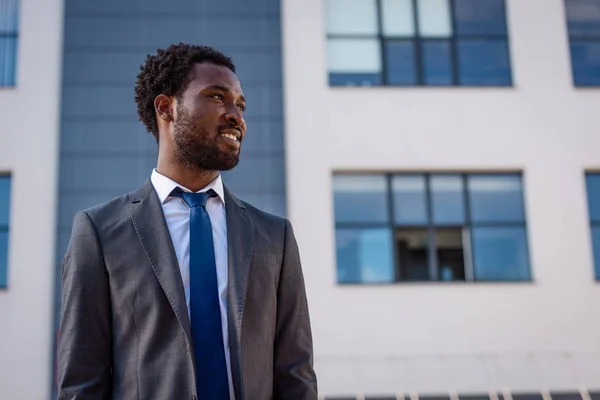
436;227;466;281
431;174;465;224
585;173;600;222
396;228;430;281
336;228;395;283
392;174;428;225
590;226;600;279
334;175;389;223
457;39;511;86
0;36;18;86
550;392;583;400
385;40;418;85
0;176;10;226
468;174;525;223
589;392;600;400
0;229;8;287
422;40;453;86
570;41;600;86
453;0;507;35
329;72;383;86
459;396;492;400
565;0;600;37
472;226;531;281
511;394;543;400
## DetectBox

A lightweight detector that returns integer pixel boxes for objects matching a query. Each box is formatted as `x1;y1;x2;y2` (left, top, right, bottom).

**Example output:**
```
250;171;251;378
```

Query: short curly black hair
134;42;236;141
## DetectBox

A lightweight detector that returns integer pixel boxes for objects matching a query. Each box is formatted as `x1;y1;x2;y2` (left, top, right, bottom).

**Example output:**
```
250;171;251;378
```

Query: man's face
171;62;246;172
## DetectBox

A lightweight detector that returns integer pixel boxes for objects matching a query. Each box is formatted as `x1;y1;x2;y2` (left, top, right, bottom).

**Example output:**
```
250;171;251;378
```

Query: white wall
0;0;64;397
282;0;600;396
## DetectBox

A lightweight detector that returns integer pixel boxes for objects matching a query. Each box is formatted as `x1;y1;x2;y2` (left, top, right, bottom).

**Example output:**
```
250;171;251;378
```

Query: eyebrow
204;84;246;104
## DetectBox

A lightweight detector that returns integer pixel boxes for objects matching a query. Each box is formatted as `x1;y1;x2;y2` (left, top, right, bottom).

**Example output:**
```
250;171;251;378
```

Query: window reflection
336;228;395;283
334;175;389;223
472;227;530;281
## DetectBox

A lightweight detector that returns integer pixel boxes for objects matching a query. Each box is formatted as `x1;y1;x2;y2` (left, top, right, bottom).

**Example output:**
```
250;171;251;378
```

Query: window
565;0;600;86
325;0;512;87
585;173;600;279
0;175;10;288
333;173;531;284
0;0;19;87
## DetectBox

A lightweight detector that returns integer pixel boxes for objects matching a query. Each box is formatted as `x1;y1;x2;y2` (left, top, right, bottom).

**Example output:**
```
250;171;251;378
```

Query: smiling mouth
220;133;239;142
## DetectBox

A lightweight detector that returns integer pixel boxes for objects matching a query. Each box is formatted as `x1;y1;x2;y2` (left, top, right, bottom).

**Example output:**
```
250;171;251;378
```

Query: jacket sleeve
57;211;112;399
273;219;318;399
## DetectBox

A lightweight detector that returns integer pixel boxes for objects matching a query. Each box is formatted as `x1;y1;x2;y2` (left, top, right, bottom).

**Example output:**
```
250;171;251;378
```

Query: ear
154;94;174;122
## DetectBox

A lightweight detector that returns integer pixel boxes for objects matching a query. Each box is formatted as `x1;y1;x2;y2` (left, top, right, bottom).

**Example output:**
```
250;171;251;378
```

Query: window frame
333;172;532;285
564;0;600;87
585;172;600;280
326;0;513;87
0;173;10;289
0;0;20;88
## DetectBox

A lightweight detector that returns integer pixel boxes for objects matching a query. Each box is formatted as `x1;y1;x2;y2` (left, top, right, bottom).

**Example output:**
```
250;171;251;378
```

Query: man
58;43;317;399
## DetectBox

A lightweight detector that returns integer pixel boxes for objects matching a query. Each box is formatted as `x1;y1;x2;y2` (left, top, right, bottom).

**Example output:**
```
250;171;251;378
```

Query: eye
237;104;246;112
209;93;224;101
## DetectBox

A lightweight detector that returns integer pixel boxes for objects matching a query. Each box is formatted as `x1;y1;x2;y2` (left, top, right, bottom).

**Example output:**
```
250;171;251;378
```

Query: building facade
1;0;600;399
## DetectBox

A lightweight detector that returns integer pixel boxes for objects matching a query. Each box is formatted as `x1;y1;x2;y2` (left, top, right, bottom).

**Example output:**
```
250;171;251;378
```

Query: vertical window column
0;0;19;87
0;175;11;288
565;0;600;86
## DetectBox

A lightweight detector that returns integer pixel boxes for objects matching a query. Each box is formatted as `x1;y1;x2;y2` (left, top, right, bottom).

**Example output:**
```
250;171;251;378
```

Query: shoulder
76;181;153;232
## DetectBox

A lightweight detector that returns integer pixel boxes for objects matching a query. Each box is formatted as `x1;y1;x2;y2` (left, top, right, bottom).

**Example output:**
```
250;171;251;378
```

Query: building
1;0;600;398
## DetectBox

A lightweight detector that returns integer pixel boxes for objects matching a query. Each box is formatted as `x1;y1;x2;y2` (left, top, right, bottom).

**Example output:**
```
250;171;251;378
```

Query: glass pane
336;228;394;283
382;0;416;36
0;176;10;226
457;39;511;86
565;0;600;37
423;40;453;85
468;174;525;223
431;175;465;224
328;38;382;86
326;0;379;35
0;230;7;287
0;0;19;32
453;0;507;35
385;40;417;85
334;175;389;223
472;227;530;281
586;174;600;222
392;175;427;225
570;41;600;86
418;0;452;37
0;37;18;87
436;228;466;281
591;226;600;280
397;228;430;281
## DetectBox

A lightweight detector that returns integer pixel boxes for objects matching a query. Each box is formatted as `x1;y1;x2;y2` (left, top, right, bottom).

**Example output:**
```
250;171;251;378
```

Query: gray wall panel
66;0;279;15
64;17;281;49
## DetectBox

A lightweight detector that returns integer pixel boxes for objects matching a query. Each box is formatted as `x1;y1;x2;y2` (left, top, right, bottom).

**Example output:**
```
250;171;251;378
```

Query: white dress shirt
150;169;235;399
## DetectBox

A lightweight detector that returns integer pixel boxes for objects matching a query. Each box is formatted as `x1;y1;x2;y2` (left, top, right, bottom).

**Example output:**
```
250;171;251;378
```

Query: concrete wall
282;0;600;396
0;0;64;397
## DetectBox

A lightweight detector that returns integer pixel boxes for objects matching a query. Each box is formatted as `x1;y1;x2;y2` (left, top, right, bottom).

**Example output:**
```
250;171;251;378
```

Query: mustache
217;124;243;135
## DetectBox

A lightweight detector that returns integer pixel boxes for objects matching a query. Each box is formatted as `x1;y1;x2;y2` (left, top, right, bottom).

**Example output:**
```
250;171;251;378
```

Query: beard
171;104;240;171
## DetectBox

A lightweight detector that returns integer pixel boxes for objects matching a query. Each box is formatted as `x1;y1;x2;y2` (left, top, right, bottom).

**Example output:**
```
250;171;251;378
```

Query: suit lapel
224;185;254;400
129;180;193;348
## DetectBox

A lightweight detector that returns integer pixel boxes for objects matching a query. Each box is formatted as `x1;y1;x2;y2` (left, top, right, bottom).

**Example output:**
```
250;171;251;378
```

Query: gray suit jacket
57;180;317;399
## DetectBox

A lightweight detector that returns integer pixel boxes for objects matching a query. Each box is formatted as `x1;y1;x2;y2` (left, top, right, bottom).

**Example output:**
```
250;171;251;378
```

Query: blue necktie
173;188;229;399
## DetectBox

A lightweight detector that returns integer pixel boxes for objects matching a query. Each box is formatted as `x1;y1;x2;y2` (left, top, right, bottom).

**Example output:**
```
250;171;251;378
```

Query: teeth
221;133;238;141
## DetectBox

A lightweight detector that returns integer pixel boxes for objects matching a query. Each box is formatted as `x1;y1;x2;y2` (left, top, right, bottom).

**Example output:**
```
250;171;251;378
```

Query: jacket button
191;396;196;400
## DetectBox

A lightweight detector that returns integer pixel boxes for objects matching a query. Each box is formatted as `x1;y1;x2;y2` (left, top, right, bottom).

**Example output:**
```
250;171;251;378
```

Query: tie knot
172;188;217;208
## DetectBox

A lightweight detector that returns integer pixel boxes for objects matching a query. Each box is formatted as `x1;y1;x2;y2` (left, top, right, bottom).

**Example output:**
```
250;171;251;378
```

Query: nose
224;107;244;129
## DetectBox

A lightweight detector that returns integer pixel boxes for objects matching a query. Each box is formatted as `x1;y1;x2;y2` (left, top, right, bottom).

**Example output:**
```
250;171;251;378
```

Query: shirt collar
150;169;226;205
